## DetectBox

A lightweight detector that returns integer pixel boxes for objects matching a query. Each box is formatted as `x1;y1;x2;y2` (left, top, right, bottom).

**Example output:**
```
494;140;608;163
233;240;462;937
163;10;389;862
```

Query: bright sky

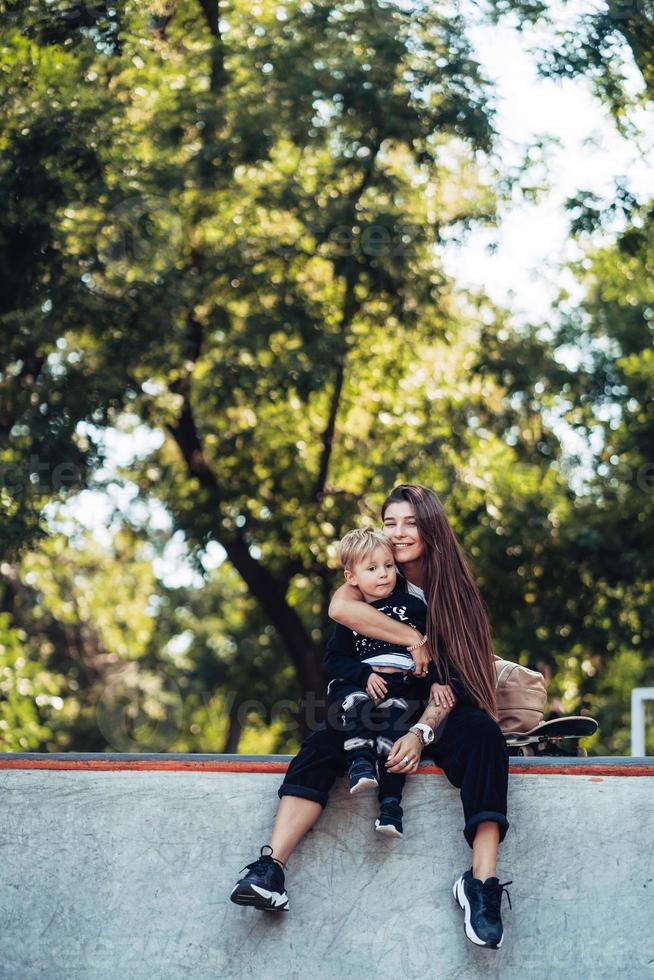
46;2;653;586
447;0;652;321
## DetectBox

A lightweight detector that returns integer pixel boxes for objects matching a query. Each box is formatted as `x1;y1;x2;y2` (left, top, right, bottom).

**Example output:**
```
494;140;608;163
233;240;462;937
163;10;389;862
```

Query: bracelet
408;728;424;747
407;634;428;653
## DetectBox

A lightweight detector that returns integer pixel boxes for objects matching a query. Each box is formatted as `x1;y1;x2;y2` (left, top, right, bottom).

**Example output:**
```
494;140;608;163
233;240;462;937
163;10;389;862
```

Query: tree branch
312;271;356;502
197;0;219;37
312;136;384;501
166;368;324;696
149;0;178;41
195;0;228;186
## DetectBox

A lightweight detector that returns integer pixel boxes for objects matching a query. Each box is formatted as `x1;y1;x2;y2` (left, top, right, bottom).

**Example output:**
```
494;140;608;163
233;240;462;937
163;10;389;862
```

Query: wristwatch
409;723;434;747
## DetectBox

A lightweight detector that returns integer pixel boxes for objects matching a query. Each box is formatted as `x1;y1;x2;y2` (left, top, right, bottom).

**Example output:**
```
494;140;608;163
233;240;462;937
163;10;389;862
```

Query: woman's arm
385;697;455;773
328;582;419;646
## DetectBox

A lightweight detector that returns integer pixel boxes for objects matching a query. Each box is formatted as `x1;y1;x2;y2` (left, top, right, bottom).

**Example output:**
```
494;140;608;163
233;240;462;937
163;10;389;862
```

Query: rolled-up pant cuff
278;783;328;808
464;811;509;849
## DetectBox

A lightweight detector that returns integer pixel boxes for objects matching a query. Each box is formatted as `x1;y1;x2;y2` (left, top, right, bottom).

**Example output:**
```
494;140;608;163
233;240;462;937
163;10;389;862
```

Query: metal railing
631;687;654;756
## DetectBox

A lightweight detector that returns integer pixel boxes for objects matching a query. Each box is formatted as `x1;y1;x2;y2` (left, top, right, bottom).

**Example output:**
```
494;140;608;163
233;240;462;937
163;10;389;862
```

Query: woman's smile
382;501;424;561
392;541;420;560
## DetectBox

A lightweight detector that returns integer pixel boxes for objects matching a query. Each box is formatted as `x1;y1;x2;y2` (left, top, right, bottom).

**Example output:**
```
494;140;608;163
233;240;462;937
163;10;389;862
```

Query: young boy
323;527;434;838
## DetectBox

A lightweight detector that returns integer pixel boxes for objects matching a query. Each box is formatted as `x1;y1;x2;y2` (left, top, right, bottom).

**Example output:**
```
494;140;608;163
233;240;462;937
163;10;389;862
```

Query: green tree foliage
0;0;515;696
1;525;160;750
483;0;654;751
0;612;64;750
2;0;651;755
1;519;316;752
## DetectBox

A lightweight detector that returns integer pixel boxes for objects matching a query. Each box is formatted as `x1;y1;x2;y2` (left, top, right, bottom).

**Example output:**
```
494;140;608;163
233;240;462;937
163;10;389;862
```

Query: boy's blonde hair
338;527;394;570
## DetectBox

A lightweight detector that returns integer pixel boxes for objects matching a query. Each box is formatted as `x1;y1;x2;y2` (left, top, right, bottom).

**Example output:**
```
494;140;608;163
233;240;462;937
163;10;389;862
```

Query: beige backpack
494;657;547;735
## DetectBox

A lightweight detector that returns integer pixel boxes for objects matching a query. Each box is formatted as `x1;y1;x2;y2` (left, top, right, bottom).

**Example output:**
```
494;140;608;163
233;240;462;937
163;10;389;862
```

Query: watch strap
412;723;434;745
409;725;426;747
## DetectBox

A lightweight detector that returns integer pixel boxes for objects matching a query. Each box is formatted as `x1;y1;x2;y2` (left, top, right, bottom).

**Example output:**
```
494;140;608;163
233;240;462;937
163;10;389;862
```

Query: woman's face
382;501;425;564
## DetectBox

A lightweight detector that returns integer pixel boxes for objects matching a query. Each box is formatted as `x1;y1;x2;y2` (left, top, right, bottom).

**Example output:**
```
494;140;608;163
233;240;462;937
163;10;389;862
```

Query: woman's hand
429;682;456;709
411;646;430;678
366;672;388;702
385;732;422;773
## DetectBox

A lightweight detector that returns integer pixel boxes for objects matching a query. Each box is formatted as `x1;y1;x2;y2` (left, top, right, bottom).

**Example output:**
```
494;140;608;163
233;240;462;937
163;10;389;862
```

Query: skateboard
504;716;598;757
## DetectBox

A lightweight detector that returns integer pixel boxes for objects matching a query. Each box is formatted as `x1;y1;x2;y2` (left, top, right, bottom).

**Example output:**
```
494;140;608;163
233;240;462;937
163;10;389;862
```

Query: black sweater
323;577;471;702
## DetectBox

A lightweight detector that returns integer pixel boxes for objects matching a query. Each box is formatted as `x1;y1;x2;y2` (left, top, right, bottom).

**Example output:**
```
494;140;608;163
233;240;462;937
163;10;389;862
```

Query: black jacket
323;576;471;703
323;586;427;690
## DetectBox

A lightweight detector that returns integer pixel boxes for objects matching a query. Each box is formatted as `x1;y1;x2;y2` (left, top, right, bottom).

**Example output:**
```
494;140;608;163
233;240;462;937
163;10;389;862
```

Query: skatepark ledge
0;753;652;980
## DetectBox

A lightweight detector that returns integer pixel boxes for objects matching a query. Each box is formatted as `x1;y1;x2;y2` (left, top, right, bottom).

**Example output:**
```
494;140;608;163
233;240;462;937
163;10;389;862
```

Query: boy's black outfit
323;585;430;803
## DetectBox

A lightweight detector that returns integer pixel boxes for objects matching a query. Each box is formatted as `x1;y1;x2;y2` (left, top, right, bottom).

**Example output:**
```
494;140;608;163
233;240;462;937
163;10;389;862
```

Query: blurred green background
1;0;653;755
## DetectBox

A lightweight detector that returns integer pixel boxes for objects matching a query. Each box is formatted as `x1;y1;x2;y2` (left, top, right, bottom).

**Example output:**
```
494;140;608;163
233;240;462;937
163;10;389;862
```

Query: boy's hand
429;682;456;708
366;672;388;701
411;647;430;678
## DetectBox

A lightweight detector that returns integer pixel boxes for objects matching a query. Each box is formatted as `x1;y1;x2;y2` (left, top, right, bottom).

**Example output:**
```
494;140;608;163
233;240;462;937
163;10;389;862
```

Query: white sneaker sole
375;820;403;838
349;777;378;796
453;877;503;949
230;882;289;912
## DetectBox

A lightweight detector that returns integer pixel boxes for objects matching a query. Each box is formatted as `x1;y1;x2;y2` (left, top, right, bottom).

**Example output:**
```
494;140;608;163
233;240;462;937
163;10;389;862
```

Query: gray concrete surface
0;760;652;980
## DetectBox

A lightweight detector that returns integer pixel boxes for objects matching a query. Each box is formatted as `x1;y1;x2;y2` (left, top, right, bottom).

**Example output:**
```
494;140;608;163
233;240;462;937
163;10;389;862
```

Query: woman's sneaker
348;756;378;795
453;868;512;948
375;797;403;837
229;845;289;911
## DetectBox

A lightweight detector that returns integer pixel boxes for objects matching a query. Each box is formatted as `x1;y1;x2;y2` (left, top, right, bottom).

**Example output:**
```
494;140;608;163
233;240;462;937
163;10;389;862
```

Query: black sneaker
348;756;378;795
230;845;289;912
453;869;512;948
375;797;403;838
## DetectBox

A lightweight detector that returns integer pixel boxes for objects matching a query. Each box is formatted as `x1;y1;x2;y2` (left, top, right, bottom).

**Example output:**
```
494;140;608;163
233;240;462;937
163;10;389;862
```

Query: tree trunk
222;695;243;754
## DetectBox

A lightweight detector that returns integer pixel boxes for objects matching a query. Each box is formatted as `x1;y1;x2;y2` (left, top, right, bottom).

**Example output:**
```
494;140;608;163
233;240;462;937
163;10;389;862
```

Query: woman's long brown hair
381;484;498;720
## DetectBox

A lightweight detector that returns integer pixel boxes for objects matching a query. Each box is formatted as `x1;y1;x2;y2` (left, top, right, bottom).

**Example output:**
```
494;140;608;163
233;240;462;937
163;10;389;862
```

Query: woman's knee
278;721;347;805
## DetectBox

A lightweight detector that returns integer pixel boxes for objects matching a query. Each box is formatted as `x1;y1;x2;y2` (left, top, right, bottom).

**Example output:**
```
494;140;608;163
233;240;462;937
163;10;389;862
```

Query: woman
230;484;512;948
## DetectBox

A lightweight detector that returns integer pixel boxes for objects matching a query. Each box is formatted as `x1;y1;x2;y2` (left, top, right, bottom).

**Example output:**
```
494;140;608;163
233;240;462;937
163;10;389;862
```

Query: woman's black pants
278;703;509;848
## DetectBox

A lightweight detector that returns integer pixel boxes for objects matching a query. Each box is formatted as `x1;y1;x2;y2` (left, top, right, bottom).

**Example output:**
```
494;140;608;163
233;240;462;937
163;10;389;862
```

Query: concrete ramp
0;754;652;980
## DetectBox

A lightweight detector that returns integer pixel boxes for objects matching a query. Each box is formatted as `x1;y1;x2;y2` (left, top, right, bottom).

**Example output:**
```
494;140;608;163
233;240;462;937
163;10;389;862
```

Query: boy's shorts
326;670;425;720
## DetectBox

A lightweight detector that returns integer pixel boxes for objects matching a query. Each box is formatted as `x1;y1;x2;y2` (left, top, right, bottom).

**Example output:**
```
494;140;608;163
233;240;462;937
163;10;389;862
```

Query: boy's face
344;545;396;602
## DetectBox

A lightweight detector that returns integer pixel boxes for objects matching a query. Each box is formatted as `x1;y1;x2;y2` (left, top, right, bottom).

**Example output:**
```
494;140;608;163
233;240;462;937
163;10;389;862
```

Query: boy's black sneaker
348;756;378;795
453;868;512;948
230;845;289;911
375;797;403;838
